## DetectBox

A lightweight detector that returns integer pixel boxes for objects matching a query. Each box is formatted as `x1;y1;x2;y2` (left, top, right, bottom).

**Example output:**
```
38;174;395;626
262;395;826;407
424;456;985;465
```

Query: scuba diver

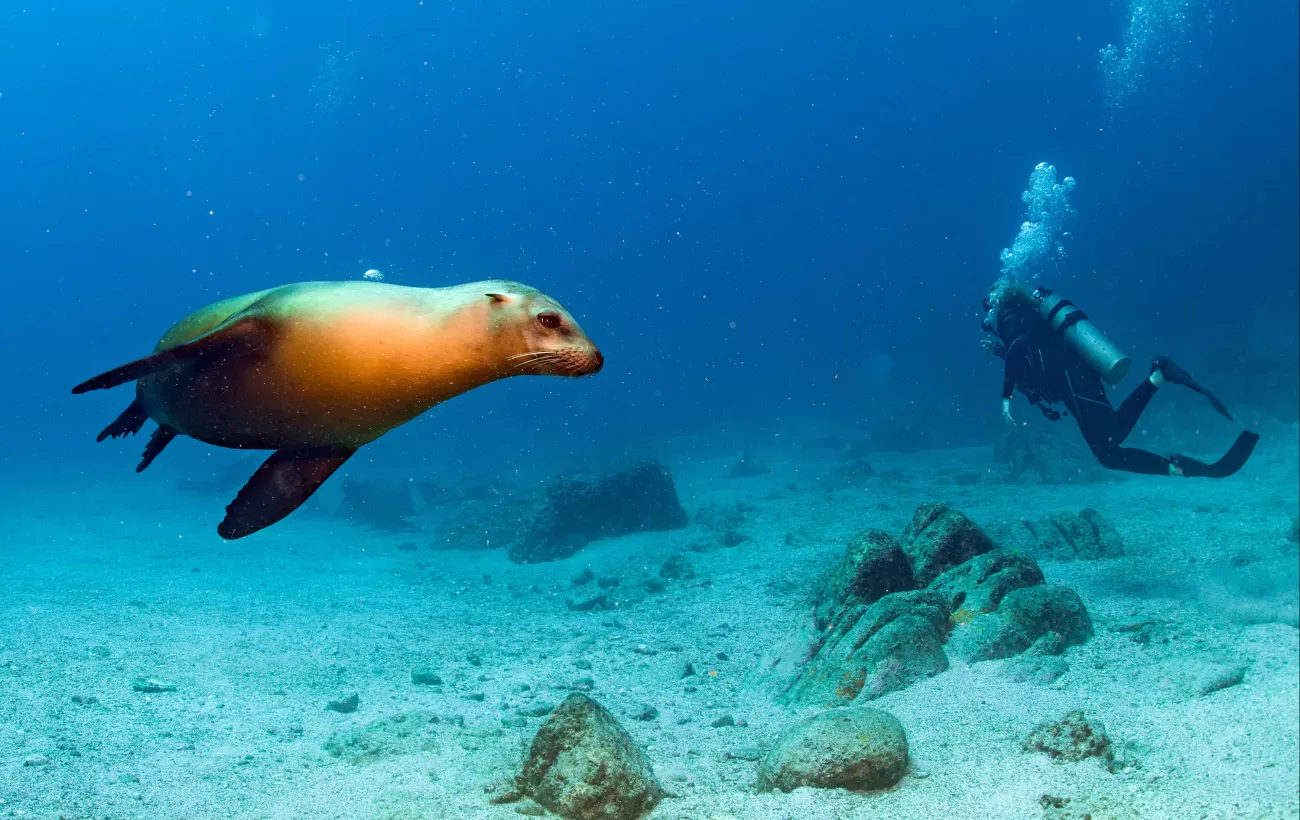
982;284;1260;478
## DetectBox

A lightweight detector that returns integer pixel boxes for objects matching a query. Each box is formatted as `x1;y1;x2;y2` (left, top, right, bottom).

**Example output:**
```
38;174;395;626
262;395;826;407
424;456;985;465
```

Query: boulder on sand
757;707;909;793
518;693;664;820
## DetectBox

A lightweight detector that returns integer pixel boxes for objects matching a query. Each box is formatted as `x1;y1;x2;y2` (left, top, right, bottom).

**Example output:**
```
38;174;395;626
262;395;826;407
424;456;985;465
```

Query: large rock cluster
509;461;688;564
753;502;1093;707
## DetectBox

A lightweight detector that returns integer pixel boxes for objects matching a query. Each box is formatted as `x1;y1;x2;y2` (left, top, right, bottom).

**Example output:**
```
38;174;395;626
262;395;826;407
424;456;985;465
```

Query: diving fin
217;446;355;539
1171;431;1260;479
1152;356;1234;421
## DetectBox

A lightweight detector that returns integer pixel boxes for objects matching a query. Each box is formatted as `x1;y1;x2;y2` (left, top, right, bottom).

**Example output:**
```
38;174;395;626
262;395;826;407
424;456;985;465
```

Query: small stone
574;659;593;670
23;754;50;767
680;661;696;679
465;692;487;702
720;530;750;548
659;554;696;580
326;693;360;713
716;651;730;661
571;569;596;586
711;714;735;728
597;576;621;589
502;715;529;729
567;594;611;612
725;746;762;761
634;705;659;721
411;668;443;686
519;704;556;718
515;801;548;817
132;677;177;694
571;676;595;692
632;644;658;656
643;578;667;594
71;694;99;706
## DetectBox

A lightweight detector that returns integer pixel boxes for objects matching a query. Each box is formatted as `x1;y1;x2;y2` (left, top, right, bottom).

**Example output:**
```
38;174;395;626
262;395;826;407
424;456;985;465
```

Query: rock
485;777;525;805
70;694;99;706
643;577;666;593
999;584;1093;649
720;530;750;548
131;677;177;693
710;714;735;728
1023;711;1114;769
783;590;950;706
571;569;595;586
680;661;696;679
898;502;995;586
566;594;611;612
23;754;50;767
928;548;1044;620
411;668;443;686
726;746;762;761
509;462;688;564
757;707;908;793
338;478;418;532
812;529;915;627
659;554;696;580
518;692;664;820
1195;664;1247;697
597;576;621;589
432;490;535;552
502;715;530;729
633;705;659;721
519;704;556;718
1019;509;1124;561
326;693;360;714
323;710;440;763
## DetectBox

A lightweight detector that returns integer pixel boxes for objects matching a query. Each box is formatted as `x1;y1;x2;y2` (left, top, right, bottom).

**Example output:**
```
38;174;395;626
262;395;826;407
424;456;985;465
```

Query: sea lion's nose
590;350;604;373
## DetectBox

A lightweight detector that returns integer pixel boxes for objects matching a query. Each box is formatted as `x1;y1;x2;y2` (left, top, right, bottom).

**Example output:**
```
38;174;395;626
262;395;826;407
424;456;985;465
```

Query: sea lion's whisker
507;352;552;361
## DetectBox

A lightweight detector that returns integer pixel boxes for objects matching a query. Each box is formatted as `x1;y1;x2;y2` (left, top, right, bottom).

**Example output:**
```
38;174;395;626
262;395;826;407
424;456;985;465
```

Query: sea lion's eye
537;312;562;329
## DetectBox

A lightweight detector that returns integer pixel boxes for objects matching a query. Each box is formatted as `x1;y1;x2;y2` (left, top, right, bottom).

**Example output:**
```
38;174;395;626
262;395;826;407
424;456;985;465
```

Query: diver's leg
1067;368;1173;476
1111;379;1159;444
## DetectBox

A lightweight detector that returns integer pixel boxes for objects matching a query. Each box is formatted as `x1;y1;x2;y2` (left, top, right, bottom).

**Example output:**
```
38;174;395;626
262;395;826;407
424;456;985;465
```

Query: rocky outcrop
751;503;1094;707
899;502;995;586
339;479;419;532
756;707;909;793
509;462;688;564
1003;509;1125;561
518;693;664;820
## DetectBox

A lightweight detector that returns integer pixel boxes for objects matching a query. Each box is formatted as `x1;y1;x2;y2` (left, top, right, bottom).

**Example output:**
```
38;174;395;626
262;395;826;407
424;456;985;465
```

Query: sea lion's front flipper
72;316;267;394
217;446;355;540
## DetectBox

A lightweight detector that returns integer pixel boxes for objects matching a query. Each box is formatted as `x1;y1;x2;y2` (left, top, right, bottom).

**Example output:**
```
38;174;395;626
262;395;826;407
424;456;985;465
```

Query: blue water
0;2;1296;818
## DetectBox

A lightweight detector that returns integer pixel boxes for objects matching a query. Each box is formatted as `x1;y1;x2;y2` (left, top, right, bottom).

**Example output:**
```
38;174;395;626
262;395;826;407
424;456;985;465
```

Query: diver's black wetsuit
1000;326;1171;475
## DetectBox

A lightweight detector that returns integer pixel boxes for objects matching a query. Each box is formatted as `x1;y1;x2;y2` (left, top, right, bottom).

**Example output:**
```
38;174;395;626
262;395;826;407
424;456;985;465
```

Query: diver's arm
1001;337;1027;426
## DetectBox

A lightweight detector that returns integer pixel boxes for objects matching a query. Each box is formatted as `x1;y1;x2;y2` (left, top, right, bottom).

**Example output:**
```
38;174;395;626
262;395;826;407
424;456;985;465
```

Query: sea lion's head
481;281;604;378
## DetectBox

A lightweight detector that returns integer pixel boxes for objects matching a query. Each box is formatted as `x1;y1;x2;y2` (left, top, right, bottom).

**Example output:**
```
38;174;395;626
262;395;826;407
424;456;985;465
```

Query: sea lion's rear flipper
72;317;267;395
97;398;150;442
136;426;179;473
217;446;355;540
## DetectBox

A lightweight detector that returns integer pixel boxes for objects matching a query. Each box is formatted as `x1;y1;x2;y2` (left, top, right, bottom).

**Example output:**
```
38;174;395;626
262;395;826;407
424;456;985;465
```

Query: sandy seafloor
2;422;1297;820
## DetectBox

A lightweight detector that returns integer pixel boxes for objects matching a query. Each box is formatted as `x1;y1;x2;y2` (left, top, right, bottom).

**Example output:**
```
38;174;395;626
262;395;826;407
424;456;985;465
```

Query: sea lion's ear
486;293;509;305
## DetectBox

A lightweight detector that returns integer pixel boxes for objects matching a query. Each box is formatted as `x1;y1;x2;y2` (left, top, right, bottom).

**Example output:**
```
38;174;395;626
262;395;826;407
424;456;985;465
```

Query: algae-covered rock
1020;509;1124;561
518;692;664;820
757;707;908;793
784;590;949;706
899;502;995;586
1024;710;1114;769
324;710;441;764
927;548;1044;620
999;584;1093;648
812;529;915;627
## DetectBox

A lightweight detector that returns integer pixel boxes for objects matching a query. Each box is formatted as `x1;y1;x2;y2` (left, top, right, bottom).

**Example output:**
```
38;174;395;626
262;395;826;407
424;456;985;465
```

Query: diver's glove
1002;398;1016;427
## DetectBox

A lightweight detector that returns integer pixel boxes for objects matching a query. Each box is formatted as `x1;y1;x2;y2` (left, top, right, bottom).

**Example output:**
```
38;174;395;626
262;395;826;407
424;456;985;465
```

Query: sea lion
73;280;603;539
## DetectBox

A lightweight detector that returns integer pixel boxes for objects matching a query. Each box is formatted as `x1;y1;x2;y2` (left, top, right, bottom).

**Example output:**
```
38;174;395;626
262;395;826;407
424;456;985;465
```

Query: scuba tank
1029;286;1131;385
